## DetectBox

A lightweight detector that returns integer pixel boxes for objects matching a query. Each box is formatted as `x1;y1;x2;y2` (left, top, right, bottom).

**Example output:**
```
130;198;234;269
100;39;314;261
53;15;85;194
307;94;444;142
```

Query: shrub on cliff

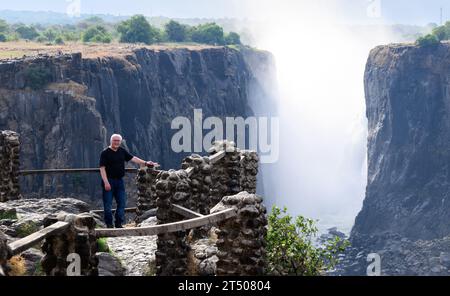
416;34;440;47
25;65;52;90
117;15;159;44
266;206;349;276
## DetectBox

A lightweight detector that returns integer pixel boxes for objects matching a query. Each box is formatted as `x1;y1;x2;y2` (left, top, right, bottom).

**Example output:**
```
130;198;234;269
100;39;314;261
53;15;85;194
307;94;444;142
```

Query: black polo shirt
99;147;134;179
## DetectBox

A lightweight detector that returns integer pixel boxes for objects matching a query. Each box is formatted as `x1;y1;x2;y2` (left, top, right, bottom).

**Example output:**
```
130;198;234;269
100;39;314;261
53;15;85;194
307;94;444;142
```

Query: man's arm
100;166;111;191
131;156;158;167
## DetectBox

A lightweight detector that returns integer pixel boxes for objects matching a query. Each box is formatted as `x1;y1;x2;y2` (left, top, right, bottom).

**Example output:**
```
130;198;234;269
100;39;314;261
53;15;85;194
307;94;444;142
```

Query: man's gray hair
110;134;123;142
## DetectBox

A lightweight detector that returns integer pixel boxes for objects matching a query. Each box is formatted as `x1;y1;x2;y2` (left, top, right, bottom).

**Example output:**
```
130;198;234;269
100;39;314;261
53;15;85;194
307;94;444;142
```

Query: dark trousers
102;178;126;227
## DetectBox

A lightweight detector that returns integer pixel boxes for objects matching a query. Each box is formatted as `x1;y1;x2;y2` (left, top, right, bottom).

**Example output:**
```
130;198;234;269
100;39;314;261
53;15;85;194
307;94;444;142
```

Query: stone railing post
155;169;191;275
0;231;12;276
0;130;21;202
208;140;241;209
41;213;98;276
239;150;259;194
211;191;267;275
181;154;212;215
136;166;159;219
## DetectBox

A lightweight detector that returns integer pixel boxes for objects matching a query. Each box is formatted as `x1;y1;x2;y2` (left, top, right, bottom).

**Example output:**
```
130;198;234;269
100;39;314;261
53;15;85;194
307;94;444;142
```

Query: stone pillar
212;191;267;276
208;140;241;209
181;154;212;215
239;150;259;194
0;231;12;276
155;169;190;275
0;130;21;202
136;166;159;218
41;213;98;276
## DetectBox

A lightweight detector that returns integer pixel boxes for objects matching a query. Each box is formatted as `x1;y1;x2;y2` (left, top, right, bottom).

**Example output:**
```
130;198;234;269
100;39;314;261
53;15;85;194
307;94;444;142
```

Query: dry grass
0;41;220;61
7;255;27;276
46;81;87;96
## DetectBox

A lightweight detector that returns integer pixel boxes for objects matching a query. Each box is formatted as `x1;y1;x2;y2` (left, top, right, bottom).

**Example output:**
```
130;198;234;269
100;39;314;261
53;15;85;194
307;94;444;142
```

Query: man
99;134;158;228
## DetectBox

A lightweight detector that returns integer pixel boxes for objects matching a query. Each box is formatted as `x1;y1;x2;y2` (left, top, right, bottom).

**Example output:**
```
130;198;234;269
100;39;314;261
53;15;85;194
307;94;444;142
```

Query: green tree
54;36;64;45
15;25;39;40
266;206;349;276
82;25;112;43
117;15;158;44
43;28;57;42
225;32;241;45
431;26;448;41
0;19;9;33
0;33;6;42
417;34;440;47
190;22;225;45
164;20;188;42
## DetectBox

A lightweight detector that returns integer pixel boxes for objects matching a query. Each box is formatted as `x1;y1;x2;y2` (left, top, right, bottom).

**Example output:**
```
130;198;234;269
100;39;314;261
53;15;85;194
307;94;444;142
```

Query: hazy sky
1;0;449;25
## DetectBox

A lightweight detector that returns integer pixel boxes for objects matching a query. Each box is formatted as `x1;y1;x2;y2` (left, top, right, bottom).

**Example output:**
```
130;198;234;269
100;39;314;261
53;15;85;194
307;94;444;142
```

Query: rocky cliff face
0;46;274;206
342;43;450;275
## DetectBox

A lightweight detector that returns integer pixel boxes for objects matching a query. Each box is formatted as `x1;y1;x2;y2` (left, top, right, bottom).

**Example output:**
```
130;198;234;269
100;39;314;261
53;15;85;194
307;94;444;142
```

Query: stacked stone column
136;166;159;217
41;213;98;276
0;130;21;202
155;169;191;275
239;150;259;194
212;191;267;275
208;140;241;209
181;154;212;215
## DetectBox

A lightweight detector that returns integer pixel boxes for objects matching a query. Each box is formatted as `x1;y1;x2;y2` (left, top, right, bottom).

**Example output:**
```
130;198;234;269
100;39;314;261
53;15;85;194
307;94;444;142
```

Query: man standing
99;134;158;228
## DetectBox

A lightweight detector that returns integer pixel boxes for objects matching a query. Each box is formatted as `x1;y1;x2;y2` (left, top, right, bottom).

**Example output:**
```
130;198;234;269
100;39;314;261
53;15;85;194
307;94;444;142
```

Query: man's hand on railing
145;161;159;168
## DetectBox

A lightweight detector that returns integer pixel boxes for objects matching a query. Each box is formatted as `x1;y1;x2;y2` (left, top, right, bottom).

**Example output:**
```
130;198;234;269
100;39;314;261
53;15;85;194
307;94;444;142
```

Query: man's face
111;136;122;149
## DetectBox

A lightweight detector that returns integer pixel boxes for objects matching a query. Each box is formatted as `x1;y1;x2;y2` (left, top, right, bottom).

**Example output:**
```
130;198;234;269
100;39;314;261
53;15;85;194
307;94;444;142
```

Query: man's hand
145;161;159;167
104;182;111;191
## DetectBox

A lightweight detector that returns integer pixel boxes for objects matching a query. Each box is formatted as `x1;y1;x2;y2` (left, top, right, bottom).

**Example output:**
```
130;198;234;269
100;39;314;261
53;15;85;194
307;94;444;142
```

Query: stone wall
41;213;98;276
212;191;267;275
154;170;191;275
0;131;21;202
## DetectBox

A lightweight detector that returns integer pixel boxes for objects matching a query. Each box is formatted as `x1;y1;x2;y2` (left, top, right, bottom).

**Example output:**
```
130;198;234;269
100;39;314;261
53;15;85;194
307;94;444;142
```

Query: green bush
97;237;110;253
54;36;64;45
0;19;9;34
0;209;17;220
0;33;6;42
82;25;112;43
190;22;225;45
417;34;440;47
16;221;39;238
165;20;188;42
25;65;52;90
15;25;39;40
117;15;159;44
224;32;241;45
266;206;349;276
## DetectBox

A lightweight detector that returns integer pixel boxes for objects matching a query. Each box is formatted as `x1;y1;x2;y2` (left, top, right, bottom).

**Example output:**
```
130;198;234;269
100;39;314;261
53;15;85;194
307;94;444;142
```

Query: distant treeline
0;15;242;46
417;21;450;47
